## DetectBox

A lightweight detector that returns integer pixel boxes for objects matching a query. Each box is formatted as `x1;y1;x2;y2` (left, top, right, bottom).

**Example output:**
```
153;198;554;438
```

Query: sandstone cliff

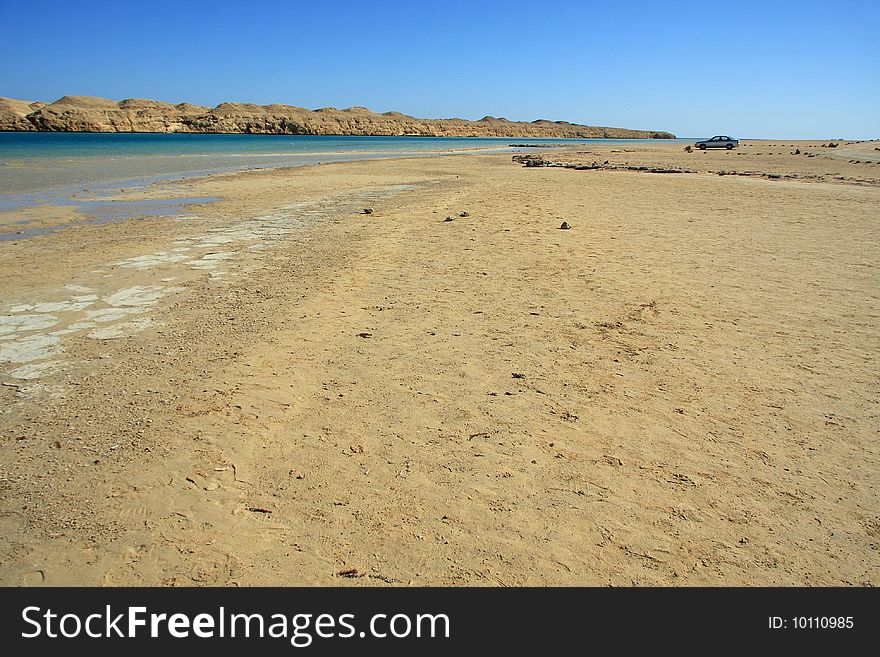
0;95;675;139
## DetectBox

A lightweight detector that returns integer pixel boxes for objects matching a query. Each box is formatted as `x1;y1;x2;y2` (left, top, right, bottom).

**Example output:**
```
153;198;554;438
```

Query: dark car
694;136;739;150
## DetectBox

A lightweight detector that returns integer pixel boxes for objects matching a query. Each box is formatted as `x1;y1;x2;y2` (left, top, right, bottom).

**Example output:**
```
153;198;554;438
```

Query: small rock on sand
559;221;571;230
444;216;455;222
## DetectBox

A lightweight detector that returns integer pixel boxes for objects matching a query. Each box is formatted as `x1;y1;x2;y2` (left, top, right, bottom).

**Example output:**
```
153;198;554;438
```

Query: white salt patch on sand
88;318;154;339
0;334;62;363
0;314;60;336
64;284;94;293
105;285;183;307
71;295;99;302
66;321;99;331
189;252;233;270
33;301;94;313
116;252;189;269
84;308;144;323
197;235;237;246
14;382;64;399
51;327;86;336
7;361;63;380
195;227;261;246
52;318;103;335
9;300;93;313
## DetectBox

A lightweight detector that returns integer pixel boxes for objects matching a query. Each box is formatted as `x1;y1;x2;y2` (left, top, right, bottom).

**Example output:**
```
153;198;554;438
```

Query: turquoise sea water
0;133;691;198
0;134;693;236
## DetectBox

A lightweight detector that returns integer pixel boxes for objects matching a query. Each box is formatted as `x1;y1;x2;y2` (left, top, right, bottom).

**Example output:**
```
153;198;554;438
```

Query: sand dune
0;95;675;138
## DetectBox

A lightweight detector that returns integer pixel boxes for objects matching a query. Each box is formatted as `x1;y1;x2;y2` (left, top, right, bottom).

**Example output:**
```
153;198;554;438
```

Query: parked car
694;136;739;150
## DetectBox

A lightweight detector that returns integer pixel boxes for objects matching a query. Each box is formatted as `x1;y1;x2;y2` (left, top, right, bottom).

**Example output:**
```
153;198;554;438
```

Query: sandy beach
1;140;878;586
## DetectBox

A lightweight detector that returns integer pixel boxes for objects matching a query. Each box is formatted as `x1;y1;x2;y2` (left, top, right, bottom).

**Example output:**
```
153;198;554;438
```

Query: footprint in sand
21;569;46;586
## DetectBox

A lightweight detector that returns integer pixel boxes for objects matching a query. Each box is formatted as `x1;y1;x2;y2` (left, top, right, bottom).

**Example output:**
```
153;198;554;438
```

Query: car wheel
726;144;733;150
699;144;706;150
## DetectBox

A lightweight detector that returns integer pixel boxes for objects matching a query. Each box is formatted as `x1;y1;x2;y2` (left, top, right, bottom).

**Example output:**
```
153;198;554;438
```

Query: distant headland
0;96;675;139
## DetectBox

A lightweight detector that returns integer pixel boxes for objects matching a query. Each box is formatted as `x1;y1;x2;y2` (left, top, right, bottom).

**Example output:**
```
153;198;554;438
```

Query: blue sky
1;0;877;138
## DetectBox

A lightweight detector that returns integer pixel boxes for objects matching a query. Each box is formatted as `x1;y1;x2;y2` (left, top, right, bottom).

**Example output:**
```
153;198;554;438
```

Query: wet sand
0;140;878;586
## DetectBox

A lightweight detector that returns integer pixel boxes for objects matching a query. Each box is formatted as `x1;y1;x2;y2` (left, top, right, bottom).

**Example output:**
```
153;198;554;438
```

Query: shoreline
0;143;877;586
0;138;615;214
2;138;873;237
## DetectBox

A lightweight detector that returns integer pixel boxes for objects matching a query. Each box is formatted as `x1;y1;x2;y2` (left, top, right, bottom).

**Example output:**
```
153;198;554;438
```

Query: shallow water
0;196;220;241
0;133;690;196
0;133;692;232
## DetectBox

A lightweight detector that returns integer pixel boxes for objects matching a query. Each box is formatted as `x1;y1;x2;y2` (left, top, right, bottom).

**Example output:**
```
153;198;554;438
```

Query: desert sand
0;140;878;586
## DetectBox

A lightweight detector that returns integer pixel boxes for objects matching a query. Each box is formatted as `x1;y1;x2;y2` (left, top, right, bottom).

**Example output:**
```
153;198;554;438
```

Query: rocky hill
0;95;675;139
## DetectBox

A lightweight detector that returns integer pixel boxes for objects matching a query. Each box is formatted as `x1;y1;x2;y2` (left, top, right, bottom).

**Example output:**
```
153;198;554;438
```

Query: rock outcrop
0;97;47;131
0;95;675;139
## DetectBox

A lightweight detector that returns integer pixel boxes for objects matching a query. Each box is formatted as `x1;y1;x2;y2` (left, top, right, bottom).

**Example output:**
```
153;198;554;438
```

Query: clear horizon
1;0;877;139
